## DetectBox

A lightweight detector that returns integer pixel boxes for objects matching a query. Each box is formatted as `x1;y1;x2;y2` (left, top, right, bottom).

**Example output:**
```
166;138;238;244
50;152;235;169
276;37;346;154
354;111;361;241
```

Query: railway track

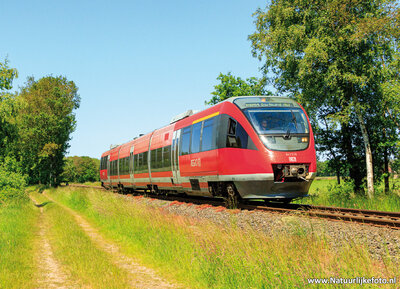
67;184;400;230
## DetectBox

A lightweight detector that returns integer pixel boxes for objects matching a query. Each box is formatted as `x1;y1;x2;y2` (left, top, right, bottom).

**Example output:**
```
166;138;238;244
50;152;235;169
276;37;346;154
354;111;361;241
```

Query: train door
129;146;134;187
117;148;121;184
171;129;182;187
107;155;111;186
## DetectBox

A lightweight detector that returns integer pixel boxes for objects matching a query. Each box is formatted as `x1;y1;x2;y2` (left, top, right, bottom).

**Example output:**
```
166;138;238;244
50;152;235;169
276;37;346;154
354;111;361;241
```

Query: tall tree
0;59;18;91
207;72;271;105
0;59;18;159
16;76;80;186
249;0;400;197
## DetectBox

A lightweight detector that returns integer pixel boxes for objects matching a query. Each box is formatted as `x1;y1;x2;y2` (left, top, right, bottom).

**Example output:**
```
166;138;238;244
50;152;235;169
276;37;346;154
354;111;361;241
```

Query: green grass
48;187;399;289
296;177;400;212
83;181;101;187
0;202;39;289
30;190;131;289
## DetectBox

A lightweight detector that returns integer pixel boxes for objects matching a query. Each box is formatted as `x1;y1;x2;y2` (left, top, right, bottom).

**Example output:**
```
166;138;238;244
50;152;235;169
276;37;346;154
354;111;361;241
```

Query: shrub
0;158;28;204
326;180;355;204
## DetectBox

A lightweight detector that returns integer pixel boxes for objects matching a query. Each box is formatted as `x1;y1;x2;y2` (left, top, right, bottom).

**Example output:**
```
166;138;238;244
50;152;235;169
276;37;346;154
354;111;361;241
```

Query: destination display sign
233;96;300;109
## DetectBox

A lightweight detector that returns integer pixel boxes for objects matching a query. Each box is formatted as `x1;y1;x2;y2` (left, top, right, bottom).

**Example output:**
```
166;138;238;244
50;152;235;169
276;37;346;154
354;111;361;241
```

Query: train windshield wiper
290;109;299;131
284;128;291;139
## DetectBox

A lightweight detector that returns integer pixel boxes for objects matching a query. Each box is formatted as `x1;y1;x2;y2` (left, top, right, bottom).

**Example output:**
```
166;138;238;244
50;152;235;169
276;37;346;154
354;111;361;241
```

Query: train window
163;145;171;170
123;158;127;175
134;154;141;174
143;151;148;173
138;153;143;173
129;153;133;174
227;118;239;148
157;148;163;169
151;149;157;170
137;154;141;173
190;122;201;154
225;116;249;149
180;126;191;155
201;117;216;151
236;124;249;148
228;118;236;135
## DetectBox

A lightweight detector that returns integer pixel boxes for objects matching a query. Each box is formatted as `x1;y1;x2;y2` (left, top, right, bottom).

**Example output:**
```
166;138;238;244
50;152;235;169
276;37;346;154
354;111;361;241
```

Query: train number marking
191;158;201;167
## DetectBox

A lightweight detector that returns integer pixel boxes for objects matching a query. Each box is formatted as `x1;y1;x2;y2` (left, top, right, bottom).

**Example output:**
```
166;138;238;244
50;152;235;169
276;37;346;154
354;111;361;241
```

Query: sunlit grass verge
300;178;400;212
0;202;39;289
30;191;131;289
49;187;399;289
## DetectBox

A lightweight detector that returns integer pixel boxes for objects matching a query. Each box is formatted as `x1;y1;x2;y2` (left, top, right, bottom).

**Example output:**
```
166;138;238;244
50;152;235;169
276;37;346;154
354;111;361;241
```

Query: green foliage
326;180;355;203
61;156;100;183
0;59;18;91
207;72;271;105
0;157;28;204
16;76;80;186
0;60;19;158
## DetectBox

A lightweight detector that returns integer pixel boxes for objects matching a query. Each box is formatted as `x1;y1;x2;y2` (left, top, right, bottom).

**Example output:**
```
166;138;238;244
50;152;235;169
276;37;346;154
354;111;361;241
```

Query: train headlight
301;137;308;143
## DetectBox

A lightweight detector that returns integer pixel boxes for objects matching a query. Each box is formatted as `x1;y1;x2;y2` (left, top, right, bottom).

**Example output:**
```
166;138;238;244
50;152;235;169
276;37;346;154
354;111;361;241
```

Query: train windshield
243;107;310;151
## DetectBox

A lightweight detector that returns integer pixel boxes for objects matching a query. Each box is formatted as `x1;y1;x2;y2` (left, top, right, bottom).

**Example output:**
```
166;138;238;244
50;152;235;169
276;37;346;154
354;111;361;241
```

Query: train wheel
224;184;239;209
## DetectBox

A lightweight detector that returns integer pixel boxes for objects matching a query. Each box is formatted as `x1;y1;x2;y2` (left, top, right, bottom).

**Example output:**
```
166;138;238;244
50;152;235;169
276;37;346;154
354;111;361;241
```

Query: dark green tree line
61;156;100;184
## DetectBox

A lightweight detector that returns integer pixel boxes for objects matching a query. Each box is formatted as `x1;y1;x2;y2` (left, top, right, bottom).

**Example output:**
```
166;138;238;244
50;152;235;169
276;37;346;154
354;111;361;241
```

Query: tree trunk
336;170;341;184
341;124;361;191
354;104;374;198
384;147;389;193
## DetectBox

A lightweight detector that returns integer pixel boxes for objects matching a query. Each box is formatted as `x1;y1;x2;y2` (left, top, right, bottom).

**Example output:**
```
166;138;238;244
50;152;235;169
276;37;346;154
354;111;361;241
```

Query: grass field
298;177;400;212
46;187;399;288
0;202;39;289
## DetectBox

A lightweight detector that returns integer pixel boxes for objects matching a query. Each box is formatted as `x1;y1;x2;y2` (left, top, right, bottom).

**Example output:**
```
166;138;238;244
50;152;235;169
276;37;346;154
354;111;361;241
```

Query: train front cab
219;96;317;201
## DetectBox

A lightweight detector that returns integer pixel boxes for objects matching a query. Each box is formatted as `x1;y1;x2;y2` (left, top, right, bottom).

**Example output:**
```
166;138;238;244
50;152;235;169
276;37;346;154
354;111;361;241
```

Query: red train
100;96;316;207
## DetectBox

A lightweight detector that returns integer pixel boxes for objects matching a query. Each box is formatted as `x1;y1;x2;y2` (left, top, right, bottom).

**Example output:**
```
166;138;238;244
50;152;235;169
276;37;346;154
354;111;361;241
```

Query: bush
326;180;355;204
0;158;28;204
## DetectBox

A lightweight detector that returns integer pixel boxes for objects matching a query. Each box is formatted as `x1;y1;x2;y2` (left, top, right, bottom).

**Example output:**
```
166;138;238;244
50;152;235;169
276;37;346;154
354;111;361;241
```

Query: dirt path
30;196;77;289
44;193;179;289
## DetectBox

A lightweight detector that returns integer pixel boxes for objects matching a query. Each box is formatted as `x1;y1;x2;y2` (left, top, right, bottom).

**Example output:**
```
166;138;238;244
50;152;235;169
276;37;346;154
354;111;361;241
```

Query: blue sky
1;0;268;158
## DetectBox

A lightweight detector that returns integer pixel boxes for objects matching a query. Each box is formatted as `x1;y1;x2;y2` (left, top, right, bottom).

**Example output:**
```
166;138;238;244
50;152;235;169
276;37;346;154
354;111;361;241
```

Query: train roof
221;95;283;102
